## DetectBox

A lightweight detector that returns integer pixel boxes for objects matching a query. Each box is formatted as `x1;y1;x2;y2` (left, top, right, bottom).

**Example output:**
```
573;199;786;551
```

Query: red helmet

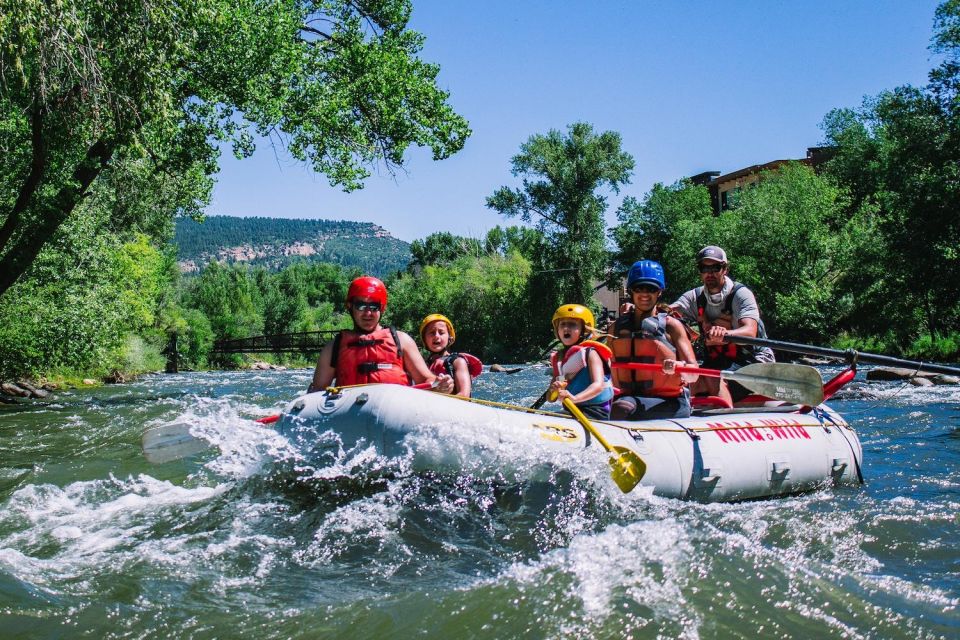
346;276;388;310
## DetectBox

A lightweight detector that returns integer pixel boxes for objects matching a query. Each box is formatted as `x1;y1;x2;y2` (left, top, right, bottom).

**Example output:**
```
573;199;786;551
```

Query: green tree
263;267;309;336
486;122;634;307
611;164;849;341
610;181;714;293
180;308;215;370
184;262;264;342
483;225;549;260
0;0;470;298
408;231;482;271
388;251;536;361
708;164;848;341
821;0;960;338
0;206;171;378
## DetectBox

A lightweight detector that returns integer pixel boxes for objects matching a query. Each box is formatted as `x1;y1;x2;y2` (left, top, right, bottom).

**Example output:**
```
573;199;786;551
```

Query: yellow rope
320;383;852;434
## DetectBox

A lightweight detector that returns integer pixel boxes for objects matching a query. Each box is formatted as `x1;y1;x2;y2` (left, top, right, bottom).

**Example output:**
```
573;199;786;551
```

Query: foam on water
0;366;957;638
0;474;230;592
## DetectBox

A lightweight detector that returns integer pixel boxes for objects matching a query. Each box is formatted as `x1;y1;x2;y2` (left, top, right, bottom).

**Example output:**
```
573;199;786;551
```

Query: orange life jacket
610;313;683;398
332;327;410;386
695;283;769;367
696;284;741;364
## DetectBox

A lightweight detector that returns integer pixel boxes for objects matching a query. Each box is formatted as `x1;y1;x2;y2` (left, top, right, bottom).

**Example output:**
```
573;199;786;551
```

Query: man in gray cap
669;245;774;404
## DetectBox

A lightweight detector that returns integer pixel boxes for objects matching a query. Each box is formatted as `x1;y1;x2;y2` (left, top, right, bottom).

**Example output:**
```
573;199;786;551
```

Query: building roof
711;159;795;186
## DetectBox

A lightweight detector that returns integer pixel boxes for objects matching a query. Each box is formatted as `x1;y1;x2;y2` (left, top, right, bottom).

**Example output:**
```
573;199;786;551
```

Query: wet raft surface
0;367;957;638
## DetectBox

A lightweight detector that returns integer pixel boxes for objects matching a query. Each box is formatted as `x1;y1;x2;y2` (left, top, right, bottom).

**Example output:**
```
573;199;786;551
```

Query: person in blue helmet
609;260;699;420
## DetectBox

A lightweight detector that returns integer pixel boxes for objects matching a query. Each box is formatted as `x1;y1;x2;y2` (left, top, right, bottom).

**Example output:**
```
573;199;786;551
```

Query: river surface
0;366;957;639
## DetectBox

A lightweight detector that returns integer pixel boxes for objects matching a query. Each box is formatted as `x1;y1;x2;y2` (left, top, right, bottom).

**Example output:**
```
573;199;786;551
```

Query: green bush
108;335;166;375
906;333;960;362
0;216;170;379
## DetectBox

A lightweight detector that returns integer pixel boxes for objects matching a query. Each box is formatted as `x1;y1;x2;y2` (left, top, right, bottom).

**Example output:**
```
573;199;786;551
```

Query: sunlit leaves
487;122;633;307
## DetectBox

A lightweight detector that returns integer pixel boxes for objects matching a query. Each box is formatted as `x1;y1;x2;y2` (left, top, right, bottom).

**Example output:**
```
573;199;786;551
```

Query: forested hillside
174;216;412;276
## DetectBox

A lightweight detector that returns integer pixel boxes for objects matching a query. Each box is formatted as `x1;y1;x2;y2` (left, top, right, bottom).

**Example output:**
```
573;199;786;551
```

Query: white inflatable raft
276;384;863;502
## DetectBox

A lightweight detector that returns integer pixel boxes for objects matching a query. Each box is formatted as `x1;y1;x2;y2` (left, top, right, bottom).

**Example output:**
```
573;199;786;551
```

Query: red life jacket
610;313;684;398
332;326;410;386
427;352;483;378
696;284;744;364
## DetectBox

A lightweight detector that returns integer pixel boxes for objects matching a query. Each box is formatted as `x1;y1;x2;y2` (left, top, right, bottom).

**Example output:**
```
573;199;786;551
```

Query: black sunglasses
630;284;661;294
697;263;725;274
353;301;382;312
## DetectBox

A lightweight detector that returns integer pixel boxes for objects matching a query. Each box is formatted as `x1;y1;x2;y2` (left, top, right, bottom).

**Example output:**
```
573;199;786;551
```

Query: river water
0;366;957;639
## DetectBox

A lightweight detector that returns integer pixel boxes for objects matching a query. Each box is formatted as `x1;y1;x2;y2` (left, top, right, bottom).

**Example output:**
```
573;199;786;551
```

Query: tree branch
0;101;48;254
300;25;333;41
530;205;565;229
0;137;114;298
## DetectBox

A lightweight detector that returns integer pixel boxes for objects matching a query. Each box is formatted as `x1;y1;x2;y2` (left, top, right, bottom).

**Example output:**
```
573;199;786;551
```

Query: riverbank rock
17;381;49;399
909;377;935;387
867;367;959;385
1;381;51;399
932;374;960;385
797;356;833;366
249;361;286;371
487;364;523;374
82;378;97;386
1;382;29;398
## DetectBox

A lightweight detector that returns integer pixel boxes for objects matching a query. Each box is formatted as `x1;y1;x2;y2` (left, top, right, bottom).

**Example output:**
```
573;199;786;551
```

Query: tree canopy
486;122;633;307
0;0;470;298
612;165;849;342
408;231;483;272
820;0;960;338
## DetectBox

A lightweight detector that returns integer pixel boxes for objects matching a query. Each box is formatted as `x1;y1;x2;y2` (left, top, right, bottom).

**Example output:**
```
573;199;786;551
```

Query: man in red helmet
308;276;453;393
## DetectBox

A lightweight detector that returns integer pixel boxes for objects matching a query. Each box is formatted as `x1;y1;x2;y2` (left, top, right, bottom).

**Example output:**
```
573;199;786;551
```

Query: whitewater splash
0;368;956;638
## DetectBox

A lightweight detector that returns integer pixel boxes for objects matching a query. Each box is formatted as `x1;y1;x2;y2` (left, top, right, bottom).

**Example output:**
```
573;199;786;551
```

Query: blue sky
209;0;943;243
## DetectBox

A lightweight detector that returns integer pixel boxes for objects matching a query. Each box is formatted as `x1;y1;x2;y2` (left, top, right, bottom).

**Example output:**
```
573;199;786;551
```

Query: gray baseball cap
696;245;728;263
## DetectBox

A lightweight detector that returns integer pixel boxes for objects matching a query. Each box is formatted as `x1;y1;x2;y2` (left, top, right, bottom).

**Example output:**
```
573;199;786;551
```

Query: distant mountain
174;215;411;276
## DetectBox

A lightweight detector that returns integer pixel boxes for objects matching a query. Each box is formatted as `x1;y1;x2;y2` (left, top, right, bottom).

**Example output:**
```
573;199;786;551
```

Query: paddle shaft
530;388;551;410
562;398;615;452
611;360;825;406
561;397;645;493
611;362;724;377
727;335;960;376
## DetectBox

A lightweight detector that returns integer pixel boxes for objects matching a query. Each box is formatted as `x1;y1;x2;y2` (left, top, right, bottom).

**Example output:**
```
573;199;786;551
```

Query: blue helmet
627;260;666;290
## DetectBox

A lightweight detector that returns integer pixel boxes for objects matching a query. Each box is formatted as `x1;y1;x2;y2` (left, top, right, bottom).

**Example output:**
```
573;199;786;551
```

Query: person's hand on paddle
663;359;699;384
705;324;729;345
548;378;566;397
431;373;454;394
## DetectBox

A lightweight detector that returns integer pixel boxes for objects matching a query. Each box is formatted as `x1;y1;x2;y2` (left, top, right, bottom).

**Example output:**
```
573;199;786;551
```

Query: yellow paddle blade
609;446;646;493
561;397;647;493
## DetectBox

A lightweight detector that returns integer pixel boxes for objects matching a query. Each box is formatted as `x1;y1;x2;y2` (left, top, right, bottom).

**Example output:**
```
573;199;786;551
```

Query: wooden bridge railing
212;330;341;354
